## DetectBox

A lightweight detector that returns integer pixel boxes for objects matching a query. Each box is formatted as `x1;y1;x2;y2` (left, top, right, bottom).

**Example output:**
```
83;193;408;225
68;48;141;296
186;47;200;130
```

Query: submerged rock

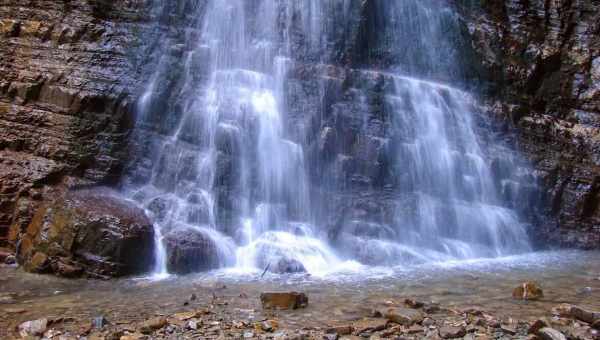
378;307;424;326
17;189;155;278
512;281;544;300
537;327;567;340
260;292;308;310
269;257;307;274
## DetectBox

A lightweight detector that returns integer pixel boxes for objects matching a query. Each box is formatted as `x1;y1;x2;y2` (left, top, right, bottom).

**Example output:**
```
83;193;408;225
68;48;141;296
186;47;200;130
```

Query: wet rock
537;327;567;340
164;228;220;274
138;317;167;334
260;292;308;310
404;298;424;309
512;282;544;300
352;318;388;335
326;325;352;336
379;307;424;326
257;319;278;332
439;326;466;339
528;319;549;334
18;189;155;278
18;318;48;337
552;304;600;324
269;257;307;274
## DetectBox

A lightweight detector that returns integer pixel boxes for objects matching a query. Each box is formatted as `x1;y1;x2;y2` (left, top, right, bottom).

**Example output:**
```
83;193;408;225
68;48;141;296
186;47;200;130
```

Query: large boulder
163;228;220;274
17;189;155;278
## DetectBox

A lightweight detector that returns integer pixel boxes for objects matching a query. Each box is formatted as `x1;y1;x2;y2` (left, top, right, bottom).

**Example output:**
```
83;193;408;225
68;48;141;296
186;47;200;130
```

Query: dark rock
260;292;308;310
17;189;155;277
529;319;549;334
163;228;220;274
269;257;307;274
92;316;108;329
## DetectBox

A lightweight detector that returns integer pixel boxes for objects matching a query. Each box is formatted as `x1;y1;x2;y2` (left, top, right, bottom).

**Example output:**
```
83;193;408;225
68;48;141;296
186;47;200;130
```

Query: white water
125;0;535;277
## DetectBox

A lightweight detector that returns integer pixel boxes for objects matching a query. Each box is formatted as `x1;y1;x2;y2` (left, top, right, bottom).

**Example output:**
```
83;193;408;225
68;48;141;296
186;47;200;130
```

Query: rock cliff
458;0;600;248
0;0;148;246
0;0;598;256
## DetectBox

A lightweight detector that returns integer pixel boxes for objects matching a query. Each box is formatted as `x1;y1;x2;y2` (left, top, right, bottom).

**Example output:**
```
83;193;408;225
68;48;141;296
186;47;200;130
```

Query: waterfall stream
123;0;535;277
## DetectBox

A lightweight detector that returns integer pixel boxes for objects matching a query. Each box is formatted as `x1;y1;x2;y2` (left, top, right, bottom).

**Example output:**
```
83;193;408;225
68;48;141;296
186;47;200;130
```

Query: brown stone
260;292;308;310
552;304;599;324
351;318;388;335
138;317;167;334
381;307;424;326
529;319;549;334
326;325;353;336
513;282;544;300
439;326;466;339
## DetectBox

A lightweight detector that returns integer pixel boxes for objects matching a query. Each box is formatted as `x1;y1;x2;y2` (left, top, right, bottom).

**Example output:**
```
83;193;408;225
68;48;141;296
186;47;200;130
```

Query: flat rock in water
537;327;567;340
512;281;543;300
18;318;48;337
553;304;599;324
381;307;424;325
260;292;308;310
352;318;388;334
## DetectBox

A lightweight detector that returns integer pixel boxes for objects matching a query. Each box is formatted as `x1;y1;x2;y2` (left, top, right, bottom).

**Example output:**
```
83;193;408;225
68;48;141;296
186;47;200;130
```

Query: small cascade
124;0;535;277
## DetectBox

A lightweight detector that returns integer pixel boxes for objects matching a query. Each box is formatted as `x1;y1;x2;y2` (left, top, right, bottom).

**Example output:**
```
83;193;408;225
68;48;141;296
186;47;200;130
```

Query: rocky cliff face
0;0;150;246
458;0;600;248
0;0;597;255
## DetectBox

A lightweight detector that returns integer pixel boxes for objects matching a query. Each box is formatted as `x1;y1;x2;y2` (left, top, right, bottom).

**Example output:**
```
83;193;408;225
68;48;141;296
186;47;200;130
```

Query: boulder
17;189;155;278
164;228;220;274
512;282;544;300
260;292;308;310
269;257;306;274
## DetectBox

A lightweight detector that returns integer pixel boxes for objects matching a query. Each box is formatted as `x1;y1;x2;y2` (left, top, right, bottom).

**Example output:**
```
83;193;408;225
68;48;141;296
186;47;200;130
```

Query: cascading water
124;0;535;277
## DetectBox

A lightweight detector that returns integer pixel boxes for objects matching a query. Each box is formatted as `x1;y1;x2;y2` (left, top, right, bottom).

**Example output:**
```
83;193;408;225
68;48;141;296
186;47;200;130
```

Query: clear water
122;0;536;276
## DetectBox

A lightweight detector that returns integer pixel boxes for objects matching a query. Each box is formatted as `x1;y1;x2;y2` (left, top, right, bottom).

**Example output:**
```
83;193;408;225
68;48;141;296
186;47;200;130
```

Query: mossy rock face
18;188;155;278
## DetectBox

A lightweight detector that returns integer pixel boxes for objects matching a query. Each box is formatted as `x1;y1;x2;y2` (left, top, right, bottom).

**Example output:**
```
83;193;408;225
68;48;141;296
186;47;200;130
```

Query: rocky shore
1;264;598;340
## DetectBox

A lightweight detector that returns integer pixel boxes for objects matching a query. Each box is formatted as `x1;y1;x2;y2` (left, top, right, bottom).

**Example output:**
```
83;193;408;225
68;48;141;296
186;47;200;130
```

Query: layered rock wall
0;0;148;245
458;0;600;248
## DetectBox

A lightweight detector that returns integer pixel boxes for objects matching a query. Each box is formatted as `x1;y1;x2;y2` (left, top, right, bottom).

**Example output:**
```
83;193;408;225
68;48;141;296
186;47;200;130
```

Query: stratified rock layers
460;0;600;248
0;0;147;245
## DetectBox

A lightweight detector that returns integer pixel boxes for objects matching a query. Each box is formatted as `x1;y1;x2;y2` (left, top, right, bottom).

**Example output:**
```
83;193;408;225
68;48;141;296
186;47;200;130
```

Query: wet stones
553;304;600;324
260;292;308;310
512;281;544;300
269;257;307;274
17;189;155;278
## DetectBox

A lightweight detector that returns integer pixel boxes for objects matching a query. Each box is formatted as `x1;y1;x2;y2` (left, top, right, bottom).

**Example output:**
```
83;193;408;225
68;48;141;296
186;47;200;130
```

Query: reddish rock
17;189;155;278
513;282;544;300
260;292;308;310
352;318;389;335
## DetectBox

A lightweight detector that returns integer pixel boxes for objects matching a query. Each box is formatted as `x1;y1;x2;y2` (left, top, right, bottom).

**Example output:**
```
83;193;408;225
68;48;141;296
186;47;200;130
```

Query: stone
512;282;544;300
404;298;424;309
439;326;466;339
18;189;155;278
258;319;278;332
92;316;109;329
537;327;567;340
163;228;220;274
552;304;599;324
351;318;388;335
326;325;353;336
138;317;168;334
18;318;48;337
380;307;424;326
269;257;307;274
260;292;308;310
529;319;549;334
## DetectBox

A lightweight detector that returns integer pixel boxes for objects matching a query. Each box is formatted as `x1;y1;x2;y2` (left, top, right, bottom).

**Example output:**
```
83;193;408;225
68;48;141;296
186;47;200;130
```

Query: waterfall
123;0;534;276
